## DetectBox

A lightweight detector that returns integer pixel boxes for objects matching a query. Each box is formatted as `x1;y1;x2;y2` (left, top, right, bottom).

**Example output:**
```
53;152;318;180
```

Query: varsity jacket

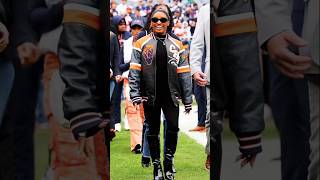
129;32;193;107
58;0;109;139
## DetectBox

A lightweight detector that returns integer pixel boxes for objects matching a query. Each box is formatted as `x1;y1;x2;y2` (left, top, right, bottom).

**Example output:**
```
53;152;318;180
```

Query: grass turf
110;126;209;180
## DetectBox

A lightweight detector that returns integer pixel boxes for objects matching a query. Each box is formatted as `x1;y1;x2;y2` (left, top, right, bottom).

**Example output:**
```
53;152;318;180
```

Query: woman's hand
236;154;257;168
0;22;9;53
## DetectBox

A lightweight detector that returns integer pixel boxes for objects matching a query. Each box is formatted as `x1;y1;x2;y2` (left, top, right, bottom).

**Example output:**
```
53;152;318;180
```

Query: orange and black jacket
129;32;193;107
58;0;110;139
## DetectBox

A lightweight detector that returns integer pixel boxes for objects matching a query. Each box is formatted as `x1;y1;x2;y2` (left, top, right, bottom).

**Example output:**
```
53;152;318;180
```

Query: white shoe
115;123;121;132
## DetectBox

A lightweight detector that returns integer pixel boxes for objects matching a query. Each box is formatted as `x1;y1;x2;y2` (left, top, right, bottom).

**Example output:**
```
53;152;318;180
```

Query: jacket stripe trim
140;36;152;49
239;143;262;149
168;36;181;49
130;63;142;71
216;12;254;24
63;8;100;30
238;134;261;141
214;18;257;37
177;66;191;73
70;112;102;123
133;47;142;52
71;117;102;130
64;3;100;16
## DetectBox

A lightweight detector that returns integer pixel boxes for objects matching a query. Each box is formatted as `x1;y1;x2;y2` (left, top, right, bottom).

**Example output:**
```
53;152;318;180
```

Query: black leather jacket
58;0;109;139
129;33;193;107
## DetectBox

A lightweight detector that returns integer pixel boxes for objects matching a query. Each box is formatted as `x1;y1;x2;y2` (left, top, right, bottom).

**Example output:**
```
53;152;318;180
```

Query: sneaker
115;123;121;132
189;125;205;132
132;144;141;154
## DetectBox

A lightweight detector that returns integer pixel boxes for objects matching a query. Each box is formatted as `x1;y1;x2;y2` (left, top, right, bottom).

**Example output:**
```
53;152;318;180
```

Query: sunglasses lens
151;18;158;23
160;18;168;23
151;17;168;23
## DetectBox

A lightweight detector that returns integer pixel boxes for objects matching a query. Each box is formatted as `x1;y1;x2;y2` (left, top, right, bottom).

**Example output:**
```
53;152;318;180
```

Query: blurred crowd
110;0;201;41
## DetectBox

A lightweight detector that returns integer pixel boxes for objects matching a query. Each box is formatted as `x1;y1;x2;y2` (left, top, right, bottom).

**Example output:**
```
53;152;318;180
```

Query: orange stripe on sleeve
214;18;257;37
63;9;100;30
130;64;142;71
177;66;191;74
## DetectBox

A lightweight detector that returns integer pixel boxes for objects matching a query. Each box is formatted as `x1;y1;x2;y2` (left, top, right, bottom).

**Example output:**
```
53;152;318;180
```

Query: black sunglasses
151;17;168;23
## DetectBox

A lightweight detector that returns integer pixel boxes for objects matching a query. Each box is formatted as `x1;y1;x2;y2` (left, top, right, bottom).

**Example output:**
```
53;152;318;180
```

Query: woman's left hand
236;154;257;168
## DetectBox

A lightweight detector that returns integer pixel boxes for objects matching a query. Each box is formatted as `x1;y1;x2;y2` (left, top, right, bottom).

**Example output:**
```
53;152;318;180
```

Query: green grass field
110;127;209;180
35;102;278;180
35;129;50;180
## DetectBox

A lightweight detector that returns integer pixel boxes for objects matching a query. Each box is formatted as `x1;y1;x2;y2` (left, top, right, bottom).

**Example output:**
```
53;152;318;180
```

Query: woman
136;3;180;169
129;8;192;180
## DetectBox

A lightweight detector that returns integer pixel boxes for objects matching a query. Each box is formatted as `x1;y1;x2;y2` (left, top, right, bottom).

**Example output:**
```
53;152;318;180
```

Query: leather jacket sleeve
177;48;193;105
58;0;104;139
128;42;142;100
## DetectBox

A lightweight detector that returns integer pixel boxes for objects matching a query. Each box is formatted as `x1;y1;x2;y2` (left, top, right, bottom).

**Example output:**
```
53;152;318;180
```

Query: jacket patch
169;44;179;61
143;44;154;65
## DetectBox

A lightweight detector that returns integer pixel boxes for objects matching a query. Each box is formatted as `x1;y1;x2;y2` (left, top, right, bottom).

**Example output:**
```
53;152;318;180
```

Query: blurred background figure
121;19;145;153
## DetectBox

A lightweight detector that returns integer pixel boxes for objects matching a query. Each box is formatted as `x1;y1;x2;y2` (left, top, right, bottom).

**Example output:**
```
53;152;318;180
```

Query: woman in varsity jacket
129;8;193;180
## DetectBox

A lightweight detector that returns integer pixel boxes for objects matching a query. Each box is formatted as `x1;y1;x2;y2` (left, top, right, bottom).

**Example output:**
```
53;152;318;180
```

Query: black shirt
155;35;171;102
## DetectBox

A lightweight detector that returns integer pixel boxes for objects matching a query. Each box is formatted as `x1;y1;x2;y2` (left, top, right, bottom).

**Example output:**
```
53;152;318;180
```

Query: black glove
184;103;192;114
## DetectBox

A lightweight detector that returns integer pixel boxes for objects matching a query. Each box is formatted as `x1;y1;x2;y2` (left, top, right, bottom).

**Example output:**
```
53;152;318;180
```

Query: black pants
268;61;310;180
144;98;179;136
144;97;179;162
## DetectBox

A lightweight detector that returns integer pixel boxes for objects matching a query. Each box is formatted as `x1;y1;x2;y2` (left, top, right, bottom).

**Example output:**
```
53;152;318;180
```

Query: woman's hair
143;4;174;32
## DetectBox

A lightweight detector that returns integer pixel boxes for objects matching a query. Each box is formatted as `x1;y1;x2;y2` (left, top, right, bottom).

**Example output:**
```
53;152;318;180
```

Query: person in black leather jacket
129;8;192;180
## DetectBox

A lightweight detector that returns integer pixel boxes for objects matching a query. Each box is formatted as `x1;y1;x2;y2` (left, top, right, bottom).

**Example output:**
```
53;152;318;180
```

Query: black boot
141;156;151;168
147;135;164;180
163;130;178;180
153;159;164;180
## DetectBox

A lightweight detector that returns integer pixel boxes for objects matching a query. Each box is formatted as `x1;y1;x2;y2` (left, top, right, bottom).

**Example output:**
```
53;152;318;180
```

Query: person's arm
118;46;130;72
177;42;193;113
11;0;40;65
58;0;105;139
189;5;207;86
29;0;65;34
255;0;312;79
255;0;293;47
128;39;142;106
111;33;121;76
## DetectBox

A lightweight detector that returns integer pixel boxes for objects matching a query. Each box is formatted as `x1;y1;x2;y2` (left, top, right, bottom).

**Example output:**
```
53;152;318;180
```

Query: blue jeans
111;81;123;124
0;60;14;126
193;81;207;126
